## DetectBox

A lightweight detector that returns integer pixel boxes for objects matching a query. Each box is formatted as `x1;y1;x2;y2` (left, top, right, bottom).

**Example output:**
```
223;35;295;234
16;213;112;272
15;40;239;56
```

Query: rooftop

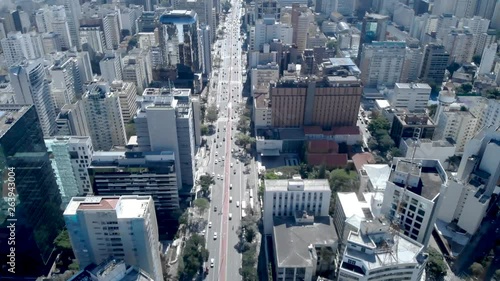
390;158;445;200
362;164;391;191
265;177;330;192
64;196;153;218
0;105;32;139
337;192;376;222
69;258;153;281
344;221;425;270
273;216;338;267
395;83;431;90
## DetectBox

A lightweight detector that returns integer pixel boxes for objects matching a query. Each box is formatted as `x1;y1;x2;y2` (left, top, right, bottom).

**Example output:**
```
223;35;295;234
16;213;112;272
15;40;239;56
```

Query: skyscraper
64;195;163;280
159;10;203;73
9;59;58;137
135;87;200;189
103;11;121;50
82;82;127;151
419;43;450;84
56;101;91;137
0;104;64;278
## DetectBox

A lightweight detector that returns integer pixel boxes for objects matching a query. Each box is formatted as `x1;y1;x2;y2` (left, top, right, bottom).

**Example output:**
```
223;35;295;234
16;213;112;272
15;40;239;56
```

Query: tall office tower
110;80;138;123
0;105;64;278
475;0;497;19
118;5;143;36
255;0;281;20
29;32;44;59
135;87;200;189
51;6;73;50
419;43;450;84
443;29;476;64
88;151;179;236
0;11;16;35
200;24;212;76
270;58;362;128
45;136;93;206
358;13;389;59
68;51;93;94
122;48;152;95
49;54;77;110
100;51;123;83
9;9;30;33
56;101;91;136
437;126;500;236
159;10;203;73
478;43;498;74
35;7;53;33
173;0;215;42
137;11;158;33
60;0;82;49
359;41;406;88
294;11;312;52
64;196;164;281
337;0;356;16
79;26;106;58
103;11;121;50
1;32;38;67
10;59;58;137
454;0;478;18
263;175;331;234
381;158;447;246
82;82;127;151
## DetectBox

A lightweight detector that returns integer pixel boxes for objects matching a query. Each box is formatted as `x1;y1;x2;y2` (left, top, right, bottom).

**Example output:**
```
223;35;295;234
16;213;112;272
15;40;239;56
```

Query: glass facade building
0;105;64;278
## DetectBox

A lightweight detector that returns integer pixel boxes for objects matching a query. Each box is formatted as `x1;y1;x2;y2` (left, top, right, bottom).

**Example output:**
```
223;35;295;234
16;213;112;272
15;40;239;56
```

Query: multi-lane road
203;1;246;281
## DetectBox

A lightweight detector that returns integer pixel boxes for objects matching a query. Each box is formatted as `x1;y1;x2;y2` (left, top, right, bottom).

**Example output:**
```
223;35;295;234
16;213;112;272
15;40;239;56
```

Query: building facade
64;196;163;280
359;41;406;88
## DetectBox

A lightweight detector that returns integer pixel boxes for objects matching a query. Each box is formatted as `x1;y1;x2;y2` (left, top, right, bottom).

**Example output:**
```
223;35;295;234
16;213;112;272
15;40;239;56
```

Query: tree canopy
179;234;209;280
206;105;218;123
193;198;209;214
426;248;447;279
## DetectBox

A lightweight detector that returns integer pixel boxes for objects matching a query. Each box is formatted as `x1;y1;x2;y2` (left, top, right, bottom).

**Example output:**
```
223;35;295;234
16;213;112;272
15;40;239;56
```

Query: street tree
197;175;215;196
328;169;359;192
236;133;255;148
237;116;251;133
180;234;209;280
426;248;447;279
206;105;218;123
200;124;209;135
193;198;209;215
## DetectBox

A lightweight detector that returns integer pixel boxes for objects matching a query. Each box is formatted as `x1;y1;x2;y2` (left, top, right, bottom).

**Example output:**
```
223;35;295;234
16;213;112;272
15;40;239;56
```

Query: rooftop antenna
385;127;421;265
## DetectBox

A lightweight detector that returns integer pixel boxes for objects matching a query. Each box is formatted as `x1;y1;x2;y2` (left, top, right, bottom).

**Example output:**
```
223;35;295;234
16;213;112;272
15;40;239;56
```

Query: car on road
214;232;217;240
208;221;212;228
210;258;215;267
229;213;232;220
214;206;217;212
236;201;240;207
212;172;215;177
231;162;233;167
229;196;232;203
234;169;236;174
215;159;218;164
230;184;233;189
201;229;205;235
217;174;220;179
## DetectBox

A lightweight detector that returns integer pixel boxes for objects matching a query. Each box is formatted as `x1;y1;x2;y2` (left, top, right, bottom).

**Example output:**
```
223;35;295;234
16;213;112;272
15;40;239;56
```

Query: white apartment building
100;52;123;83
478;43;497;74
110;80;138;123
401;47;423;83
453;0;478;18
381;158;448;246
9;59;57;137
338;220;427;281
434;104;479;153
49;55;77;110
42;33;62;54
475;30;496;56
263;175;331;235
61;0;82;49
83;82;127;151
122;48;152;95
51;6;73;50
103;11;121;50
444;29;476;64
437;126;500;235
35;7;53;33
389;83;431;111
80;26;106;56
56;101;90;137
1;32;38;67
45;136;93;206
64;195;163;281
250;62;280;97
250;18;293;51
296;12;312;52
254;90;272;128
458;16;490;35
359;41;406;88
472;98;500;130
